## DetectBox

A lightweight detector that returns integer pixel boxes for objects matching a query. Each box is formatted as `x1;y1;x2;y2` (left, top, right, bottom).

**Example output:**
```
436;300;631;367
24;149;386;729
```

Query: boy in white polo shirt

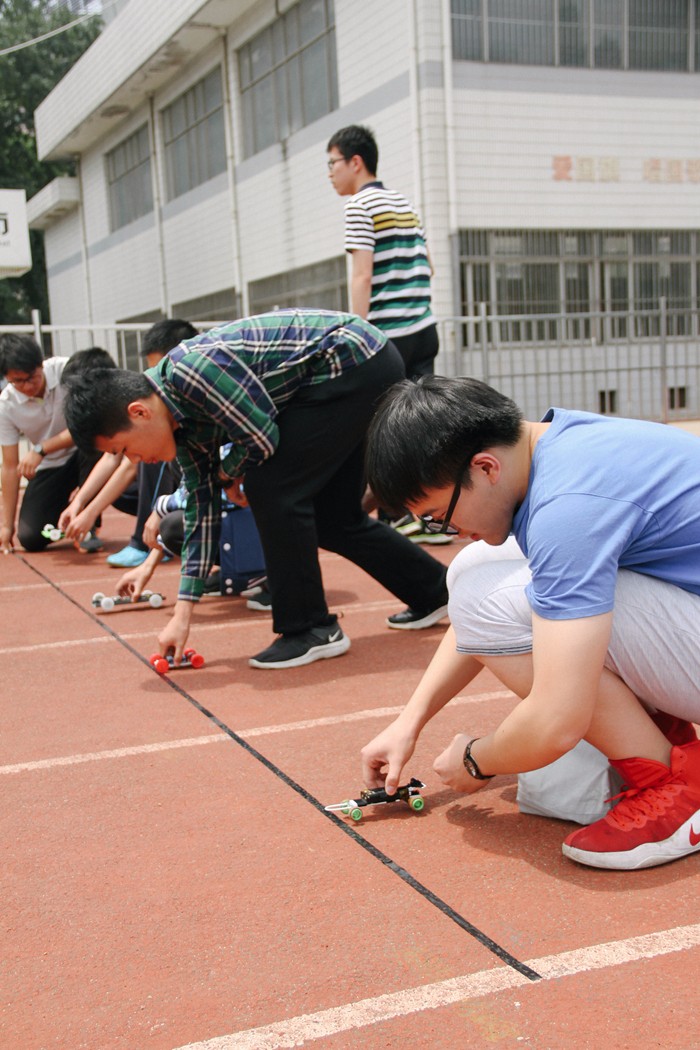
0;334;100;553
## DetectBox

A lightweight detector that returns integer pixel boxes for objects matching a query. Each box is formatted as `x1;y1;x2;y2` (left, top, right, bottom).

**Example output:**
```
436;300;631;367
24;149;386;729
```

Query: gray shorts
447;538;700;722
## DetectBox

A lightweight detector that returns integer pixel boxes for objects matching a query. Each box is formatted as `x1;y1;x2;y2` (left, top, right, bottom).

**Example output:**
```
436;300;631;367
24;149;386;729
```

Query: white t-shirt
0;356;74;469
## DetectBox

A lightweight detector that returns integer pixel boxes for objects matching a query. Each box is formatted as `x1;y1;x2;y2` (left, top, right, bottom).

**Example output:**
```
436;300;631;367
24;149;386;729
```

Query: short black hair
61;347;116;382
142;319;198;357
327;125;378;174
0;334;43;377
365;375;524;514
63;367;152;452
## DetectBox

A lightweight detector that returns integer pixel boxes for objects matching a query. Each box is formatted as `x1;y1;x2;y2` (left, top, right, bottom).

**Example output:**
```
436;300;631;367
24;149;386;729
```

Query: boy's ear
126;399;152;421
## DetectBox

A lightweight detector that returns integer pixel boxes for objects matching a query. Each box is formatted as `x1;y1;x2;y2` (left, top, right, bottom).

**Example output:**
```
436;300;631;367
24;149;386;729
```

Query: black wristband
463;737;494;780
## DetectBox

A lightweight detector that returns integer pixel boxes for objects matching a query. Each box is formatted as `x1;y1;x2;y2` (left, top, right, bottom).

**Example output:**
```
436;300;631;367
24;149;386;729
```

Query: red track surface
3;508;699;1049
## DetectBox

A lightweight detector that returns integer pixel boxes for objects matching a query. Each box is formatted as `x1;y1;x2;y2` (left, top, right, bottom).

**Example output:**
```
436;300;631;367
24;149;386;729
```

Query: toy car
41;523;64;542
91;590;164;612
149;647;205;675
325;778;426;821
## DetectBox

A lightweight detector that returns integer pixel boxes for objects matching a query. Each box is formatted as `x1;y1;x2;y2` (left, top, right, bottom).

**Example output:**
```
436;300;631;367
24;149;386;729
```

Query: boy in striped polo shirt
328;124;450;557
327;124;438;377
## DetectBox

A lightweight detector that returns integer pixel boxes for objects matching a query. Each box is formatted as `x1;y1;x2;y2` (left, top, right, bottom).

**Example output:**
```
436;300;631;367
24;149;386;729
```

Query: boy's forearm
84;459;137;517
397;626;482;735
74;453;123;508
0;465;19;530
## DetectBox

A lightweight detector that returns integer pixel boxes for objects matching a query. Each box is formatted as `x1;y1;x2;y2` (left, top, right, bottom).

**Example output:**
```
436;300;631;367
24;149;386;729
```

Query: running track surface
2;509;699;1049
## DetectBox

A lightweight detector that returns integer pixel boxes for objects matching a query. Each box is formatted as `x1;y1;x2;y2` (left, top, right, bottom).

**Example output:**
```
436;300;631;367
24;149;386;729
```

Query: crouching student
62;310;449;670
361;375;700;871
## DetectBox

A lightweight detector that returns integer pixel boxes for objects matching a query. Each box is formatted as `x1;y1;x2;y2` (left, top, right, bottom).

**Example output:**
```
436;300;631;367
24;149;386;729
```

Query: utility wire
0;2;118;59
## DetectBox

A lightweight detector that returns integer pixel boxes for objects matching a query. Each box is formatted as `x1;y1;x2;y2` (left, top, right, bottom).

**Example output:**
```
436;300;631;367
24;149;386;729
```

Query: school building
28;0;700;419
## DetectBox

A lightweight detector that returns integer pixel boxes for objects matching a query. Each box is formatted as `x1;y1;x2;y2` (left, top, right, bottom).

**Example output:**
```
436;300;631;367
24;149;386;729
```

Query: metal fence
2;300;698;424
436;300;700;423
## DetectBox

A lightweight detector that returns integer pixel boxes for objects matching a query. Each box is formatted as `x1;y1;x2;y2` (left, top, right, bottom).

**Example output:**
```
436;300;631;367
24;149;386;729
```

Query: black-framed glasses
327;156;345;170
6;366;42;388
420;462;469;534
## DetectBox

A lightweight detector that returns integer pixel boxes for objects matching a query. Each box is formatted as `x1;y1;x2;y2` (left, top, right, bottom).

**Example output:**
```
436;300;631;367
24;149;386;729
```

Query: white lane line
0;734;227;774
0;690;513;775
174;924;700;1050
0;599;407;656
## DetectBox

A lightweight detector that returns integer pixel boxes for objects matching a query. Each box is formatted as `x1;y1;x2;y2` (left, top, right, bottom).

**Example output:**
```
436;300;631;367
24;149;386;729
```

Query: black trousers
17;449;100;552
243;342;448;636
128;461;180;551
391;323;439;379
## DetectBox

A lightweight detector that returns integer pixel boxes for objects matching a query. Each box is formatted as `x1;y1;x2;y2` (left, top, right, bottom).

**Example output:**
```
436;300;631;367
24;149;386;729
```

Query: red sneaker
562;741;700;870
649;710;698;747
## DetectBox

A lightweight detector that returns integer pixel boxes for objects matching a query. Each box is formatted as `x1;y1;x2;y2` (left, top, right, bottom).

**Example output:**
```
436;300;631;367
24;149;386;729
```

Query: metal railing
436;299;700;423
2;300;698;424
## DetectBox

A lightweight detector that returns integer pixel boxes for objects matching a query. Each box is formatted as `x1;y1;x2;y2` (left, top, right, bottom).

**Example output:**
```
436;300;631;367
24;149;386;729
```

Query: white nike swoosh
328;631;341;642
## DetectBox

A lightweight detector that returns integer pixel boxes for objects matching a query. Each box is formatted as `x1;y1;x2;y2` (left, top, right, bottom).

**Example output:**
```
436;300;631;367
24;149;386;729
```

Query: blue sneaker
107;545;148;568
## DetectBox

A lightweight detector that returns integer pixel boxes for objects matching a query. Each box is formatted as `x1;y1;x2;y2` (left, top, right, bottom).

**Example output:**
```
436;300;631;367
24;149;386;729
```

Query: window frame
105;124;154;232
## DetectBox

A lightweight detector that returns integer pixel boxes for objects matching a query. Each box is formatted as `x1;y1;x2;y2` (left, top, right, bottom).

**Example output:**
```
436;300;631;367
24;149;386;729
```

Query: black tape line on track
21;555;542;983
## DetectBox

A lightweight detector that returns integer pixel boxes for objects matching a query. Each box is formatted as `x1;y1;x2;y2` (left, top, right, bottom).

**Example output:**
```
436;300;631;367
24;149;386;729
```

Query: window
668;385;687;409
239;0;337;157
171;287;241;324
458;228;700;341
598;389;618;413
106;125;153;231
248;256;348;314
162;68;227;201
452;0;699;70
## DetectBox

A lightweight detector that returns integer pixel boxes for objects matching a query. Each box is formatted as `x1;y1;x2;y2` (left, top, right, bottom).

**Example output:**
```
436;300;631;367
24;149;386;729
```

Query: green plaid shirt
145;310;387;600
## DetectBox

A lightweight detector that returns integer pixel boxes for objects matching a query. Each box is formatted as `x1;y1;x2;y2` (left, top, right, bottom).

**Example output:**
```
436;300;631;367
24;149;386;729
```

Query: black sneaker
246;589;272;612
78;531;104;554
386;603;449;630
249;621;350;669
203;571;222;595
240;575;267;598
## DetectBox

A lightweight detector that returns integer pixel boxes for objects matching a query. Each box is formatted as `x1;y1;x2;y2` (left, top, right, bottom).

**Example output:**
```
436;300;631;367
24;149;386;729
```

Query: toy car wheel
189;651;205;669
340;804;350;815
409;797;425;812
50;529;62;542
149;654;169;674
350;808;363;822
92;592;105;603
148;593;163;608
100;597;115;612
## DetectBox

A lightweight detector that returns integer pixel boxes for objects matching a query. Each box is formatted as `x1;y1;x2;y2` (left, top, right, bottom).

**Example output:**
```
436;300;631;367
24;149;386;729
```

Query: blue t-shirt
512;409;700;620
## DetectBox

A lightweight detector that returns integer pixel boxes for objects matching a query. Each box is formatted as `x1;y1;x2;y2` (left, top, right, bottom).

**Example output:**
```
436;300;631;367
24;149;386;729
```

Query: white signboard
0;189;32;279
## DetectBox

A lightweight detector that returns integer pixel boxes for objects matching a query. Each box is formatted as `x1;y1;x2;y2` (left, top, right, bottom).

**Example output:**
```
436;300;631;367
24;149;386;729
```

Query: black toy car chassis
325;777;426;821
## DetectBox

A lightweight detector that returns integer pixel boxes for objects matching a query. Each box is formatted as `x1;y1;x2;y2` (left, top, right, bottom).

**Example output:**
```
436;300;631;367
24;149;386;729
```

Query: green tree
0;0;100;323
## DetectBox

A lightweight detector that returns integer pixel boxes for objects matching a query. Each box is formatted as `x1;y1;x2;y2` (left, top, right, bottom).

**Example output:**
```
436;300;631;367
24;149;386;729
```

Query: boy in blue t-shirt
361;375;700;872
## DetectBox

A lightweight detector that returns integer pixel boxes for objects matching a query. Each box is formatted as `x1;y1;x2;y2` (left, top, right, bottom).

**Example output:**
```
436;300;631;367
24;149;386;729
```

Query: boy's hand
142;510;161;549
361;718;418;796
17;448;43;480
433;733;489;794
63;506;98;542
157;600;194;665
116;565;149;601
220;475;248;507
0;525;15;554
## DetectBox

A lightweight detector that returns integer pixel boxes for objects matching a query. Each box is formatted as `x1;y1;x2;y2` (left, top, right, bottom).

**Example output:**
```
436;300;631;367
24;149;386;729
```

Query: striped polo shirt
344;181;434;338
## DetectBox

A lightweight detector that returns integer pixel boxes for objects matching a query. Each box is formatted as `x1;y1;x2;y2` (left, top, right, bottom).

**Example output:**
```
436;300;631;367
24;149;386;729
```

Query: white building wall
162;178;235;305
43;211;87;325
32;0;700;329
451;65;700;229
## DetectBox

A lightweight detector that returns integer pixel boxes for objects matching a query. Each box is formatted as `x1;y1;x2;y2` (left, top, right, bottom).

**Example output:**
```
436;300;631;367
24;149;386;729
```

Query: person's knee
159;511;183;556
449;559;532;652
17;527;49;553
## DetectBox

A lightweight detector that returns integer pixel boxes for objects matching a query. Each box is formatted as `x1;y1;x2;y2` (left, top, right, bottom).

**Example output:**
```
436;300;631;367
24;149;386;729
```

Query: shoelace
605;780;684;830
